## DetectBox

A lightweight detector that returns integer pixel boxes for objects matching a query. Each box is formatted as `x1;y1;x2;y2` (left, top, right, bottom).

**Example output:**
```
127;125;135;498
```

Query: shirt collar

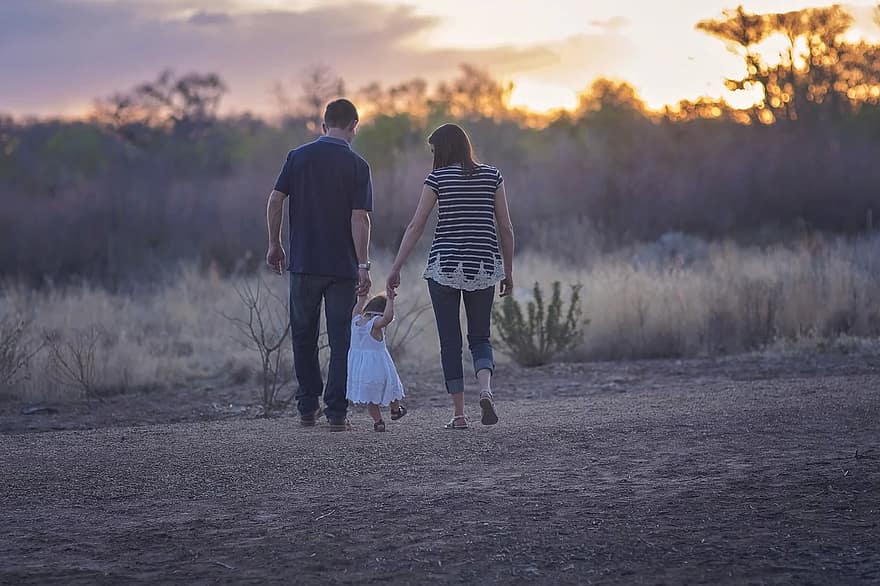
317;135;351;149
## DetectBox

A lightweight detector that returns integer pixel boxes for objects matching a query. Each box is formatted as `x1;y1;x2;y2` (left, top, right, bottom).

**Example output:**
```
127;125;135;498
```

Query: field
5;3;880;583
3;235;880;404
2;355;879;584
2;239;880;584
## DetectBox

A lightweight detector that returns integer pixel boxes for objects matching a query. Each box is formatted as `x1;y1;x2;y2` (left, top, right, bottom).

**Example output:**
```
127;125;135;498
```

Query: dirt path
2;359;879;584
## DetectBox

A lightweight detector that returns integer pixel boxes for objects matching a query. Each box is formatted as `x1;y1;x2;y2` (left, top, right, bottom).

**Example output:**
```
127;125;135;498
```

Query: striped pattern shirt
423;164;505;291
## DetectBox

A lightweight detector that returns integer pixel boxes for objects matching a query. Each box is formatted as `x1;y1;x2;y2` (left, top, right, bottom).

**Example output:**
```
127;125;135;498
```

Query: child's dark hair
363;294;387;315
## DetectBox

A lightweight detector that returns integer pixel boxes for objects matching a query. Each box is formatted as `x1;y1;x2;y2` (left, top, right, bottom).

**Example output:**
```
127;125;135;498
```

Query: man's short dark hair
324;99;359;129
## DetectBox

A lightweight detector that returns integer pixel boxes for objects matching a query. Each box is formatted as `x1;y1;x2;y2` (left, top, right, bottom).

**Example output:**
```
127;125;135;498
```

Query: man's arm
351;209;371;295
266;189;288;274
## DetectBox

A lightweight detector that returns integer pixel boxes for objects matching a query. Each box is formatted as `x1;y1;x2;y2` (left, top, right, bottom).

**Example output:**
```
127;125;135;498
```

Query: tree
431;64;513;119
697;5;880;124
359;79;429;118
94;70;227;143
298;66;346;133
664;97;751;123
576;78;648;121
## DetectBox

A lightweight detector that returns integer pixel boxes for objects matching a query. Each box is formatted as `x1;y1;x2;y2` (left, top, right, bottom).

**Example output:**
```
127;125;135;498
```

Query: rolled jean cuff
473;358;495;377
445;378;465;394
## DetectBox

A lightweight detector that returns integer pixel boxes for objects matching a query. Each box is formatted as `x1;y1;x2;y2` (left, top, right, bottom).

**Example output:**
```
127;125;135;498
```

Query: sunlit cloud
1;0;879;116
0;0;565;116
509;78;579;113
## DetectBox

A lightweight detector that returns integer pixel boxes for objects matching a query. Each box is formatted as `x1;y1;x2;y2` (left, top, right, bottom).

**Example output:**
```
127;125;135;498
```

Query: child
346;289;407;431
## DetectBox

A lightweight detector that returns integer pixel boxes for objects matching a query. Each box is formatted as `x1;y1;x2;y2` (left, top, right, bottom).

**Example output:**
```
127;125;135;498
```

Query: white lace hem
423;257;505;291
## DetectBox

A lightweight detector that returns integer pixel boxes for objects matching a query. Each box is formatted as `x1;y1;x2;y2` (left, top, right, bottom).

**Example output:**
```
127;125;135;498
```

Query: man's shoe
300;407;323;427
327;418;352;432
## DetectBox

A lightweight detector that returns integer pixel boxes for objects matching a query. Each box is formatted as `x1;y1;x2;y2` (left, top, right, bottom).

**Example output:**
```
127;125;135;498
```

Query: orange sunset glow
2;0;879;117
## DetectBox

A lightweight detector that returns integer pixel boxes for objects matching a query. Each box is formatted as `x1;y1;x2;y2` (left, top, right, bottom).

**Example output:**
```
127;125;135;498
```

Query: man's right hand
266;243;286;274
357;268;372;296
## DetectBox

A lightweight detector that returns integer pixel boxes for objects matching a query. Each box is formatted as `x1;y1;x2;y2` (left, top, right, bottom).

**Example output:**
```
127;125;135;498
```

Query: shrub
43;325;107;398
222;278;292;414
0;315;43;388
493;281;587;367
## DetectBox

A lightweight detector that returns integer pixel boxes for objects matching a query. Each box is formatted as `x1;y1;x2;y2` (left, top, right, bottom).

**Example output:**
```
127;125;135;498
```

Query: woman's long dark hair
428;123;479;172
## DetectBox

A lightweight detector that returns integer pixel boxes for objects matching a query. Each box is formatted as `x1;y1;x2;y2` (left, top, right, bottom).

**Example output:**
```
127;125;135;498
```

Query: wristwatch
358;262;371;271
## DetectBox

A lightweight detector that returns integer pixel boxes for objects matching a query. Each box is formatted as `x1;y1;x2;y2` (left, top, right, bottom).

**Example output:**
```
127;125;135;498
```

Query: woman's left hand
386;268;401;294
499;274;514;297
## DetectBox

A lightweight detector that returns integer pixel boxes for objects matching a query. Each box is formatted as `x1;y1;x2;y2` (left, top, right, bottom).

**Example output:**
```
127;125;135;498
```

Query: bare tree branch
222;277;292;414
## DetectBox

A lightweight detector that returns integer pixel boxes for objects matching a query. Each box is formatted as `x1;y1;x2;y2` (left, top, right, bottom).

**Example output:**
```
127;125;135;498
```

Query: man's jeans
427;280;496;394
289;273;357;420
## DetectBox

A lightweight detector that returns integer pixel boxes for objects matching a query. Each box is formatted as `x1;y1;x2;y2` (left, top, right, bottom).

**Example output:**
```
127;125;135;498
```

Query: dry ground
1;354;879;584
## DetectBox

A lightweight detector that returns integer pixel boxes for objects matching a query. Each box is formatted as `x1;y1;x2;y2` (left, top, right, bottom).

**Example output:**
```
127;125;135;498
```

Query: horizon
2;0;879;119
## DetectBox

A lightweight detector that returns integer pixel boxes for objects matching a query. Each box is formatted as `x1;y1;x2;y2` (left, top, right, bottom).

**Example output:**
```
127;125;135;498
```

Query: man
266;98;372;432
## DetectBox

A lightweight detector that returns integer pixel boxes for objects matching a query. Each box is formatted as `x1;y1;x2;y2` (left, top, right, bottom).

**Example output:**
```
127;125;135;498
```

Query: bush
43;325;107;398
222;278;292;414
0;315;43;388
493;282;587;367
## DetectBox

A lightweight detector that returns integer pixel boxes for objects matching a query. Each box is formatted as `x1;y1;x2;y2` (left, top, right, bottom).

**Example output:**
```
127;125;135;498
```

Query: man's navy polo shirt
274;136;373;279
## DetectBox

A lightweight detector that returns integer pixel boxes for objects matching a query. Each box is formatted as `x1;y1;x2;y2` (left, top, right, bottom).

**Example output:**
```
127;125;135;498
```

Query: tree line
1;4;879;285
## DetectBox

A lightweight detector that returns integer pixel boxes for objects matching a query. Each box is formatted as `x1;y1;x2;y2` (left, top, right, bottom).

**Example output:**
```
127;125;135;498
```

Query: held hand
266;243;286;275
357;268;372;296
386;286;398;300
386;267;401;293
499;274;514;298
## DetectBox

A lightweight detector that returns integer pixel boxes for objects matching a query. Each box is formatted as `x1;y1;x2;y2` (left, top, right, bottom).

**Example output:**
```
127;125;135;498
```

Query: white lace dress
346;316;406;406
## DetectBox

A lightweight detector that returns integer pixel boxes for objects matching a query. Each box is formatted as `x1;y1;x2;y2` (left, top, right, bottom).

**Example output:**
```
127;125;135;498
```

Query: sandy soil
1;354;879;584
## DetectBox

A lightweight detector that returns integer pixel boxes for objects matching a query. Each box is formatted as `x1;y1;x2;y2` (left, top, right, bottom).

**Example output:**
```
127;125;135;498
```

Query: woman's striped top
422;164;505;291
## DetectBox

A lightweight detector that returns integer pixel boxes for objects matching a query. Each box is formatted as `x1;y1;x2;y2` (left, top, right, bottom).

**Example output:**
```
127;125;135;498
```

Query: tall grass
1;234;879;401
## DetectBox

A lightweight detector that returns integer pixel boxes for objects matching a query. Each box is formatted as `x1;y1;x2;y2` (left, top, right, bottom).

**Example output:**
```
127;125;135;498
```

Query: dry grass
1;234;879;402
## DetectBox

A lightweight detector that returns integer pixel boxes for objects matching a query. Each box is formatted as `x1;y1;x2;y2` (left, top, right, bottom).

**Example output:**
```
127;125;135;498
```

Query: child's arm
372;289;396;329
353;294;368;319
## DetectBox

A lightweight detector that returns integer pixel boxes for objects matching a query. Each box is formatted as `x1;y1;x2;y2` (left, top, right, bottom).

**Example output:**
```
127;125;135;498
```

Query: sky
1;0;879;117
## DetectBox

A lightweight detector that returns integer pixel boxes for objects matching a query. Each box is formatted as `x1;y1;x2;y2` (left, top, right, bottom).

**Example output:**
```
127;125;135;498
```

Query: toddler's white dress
346;316;406;406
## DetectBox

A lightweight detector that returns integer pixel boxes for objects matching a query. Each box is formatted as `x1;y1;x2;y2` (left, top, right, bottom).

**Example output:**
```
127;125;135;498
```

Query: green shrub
493;281;587;367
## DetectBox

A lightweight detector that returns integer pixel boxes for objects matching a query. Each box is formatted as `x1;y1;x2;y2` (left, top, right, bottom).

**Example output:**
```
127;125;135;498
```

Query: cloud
187;11;234;26
0;0;629;116
589;16;630;32
523;33;634;89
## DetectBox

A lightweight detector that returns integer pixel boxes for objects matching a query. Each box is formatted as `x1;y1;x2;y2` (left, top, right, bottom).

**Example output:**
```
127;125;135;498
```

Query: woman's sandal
374;420;386;432
479;391;499;426
390;405;408;421
444;415;469;430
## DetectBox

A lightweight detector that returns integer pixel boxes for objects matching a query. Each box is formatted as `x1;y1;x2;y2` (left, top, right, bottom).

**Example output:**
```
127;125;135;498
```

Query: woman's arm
494;183;516;297
386;184;438;291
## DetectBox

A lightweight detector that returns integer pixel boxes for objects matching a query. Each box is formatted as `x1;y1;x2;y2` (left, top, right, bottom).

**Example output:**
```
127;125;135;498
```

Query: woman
386;123;515;429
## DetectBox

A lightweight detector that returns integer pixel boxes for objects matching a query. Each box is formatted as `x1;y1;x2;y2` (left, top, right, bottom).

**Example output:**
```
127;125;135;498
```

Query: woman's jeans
427;280;495;394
